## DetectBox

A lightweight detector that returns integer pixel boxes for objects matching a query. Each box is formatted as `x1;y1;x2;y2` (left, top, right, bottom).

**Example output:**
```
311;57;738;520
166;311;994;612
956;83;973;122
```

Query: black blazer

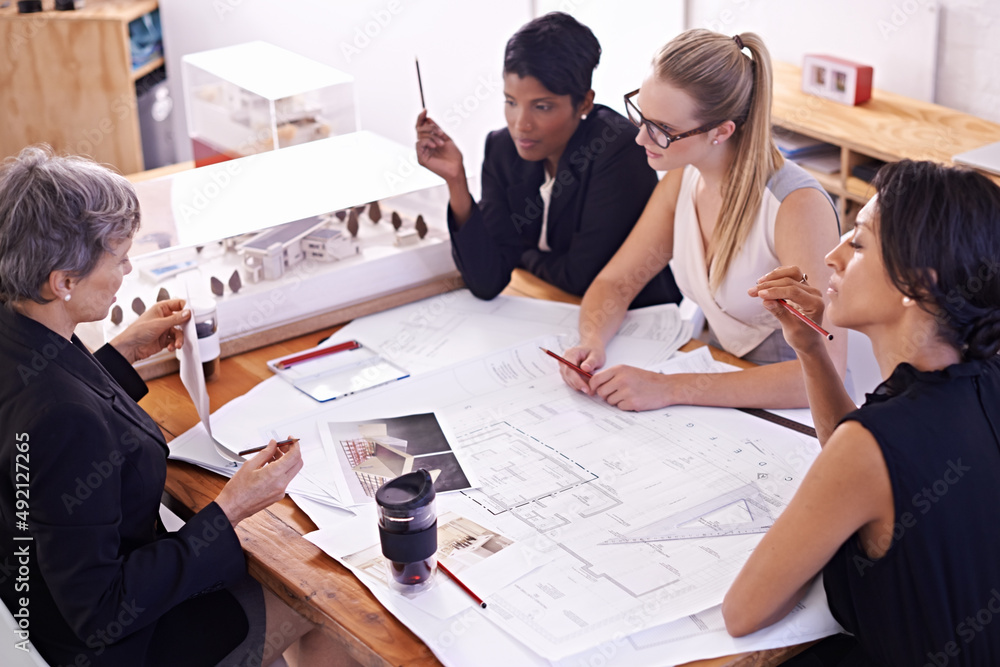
448;104;681;307
0;307;247;665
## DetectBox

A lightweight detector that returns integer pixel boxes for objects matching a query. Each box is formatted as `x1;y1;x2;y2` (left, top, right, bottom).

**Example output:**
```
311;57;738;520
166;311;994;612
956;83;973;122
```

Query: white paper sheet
272;335;830;660
165;292;838;664
177;301;211;437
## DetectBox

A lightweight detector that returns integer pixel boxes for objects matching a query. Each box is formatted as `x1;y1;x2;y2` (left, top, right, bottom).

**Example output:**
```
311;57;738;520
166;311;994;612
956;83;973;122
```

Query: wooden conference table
142;269;813;667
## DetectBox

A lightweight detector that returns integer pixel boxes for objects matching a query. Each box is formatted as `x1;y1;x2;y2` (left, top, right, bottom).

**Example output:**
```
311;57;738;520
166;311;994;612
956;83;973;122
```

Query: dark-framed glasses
624;89;721;149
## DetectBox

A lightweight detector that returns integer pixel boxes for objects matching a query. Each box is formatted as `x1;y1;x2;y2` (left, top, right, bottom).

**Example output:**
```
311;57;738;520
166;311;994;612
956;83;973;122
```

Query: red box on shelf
801;54;873;106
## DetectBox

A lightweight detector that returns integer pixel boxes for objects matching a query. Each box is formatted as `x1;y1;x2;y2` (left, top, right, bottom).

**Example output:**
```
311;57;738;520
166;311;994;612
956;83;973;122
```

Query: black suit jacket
448;104;681;307
0;307;247;666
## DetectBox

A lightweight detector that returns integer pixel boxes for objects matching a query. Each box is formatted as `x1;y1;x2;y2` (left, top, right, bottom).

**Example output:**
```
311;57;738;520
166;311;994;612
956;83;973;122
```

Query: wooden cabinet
0;0;161;175
771;60;1000;226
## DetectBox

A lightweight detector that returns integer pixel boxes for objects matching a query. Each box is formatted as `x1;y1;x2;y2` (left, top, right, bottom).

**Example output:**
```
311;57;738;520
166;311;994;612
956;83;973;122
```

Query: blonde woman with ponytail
560;30;848;411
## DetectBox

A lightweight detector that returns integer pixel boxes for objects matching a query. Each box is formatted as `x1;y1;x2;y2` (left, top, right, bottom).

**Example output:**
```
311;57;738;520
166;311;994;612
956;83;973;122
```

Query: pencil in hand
415;56;426;109
777;299;834;340
238;438;299;457
539;347;593;379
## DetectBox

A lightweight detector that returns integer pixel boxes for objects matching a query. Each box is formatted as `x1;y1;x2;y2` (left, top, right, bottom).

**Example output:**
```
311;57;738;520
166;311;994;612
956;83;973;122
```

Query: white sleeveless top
671;162;835;360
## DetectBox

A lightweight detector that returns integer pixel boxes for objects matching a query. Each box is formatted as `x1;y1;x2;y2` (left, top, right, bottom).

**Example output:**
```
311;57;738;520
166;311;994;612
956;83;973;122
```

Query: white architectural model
239;215;358;282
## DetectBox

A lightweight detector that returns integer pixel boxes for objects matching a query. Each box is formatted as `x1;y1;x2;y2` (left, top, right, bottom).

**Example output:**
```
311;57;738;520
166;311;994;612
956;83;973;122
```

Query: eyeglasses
624;89;721;149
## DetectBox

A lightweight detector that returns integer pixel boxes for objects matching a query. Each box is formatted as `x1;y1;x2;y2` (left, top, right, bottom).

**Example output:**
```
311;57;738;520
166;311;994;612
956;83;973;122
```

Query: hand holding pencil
551;344;604;395
215;437;303;527
415;110;465;183
750;266;833;352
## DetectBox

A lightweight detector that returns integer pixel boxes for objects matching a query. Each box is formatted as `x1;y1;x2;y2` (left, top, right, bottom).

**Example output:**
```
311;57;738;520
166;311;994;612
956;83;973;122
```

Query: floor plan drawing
243;337;828;660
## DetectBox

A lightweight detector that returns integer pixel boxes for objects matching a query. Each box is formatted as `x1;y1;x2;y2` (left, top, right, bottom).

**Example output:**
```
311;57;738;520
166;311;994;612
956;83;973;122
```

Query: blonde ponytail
653;30;783;292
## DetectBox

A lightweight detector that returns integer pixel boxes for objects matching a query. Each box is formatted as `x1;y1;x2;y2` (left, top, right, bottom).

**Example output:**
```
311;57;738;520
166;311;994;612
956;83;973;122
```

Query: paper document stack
166;291;839;666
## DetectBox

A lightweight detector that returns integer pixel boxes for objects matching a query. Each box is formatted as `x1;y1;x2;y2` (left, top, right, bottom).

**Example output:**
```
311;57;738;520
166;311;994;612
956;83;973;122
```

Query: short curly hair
503;12;601;109
0;145;140;307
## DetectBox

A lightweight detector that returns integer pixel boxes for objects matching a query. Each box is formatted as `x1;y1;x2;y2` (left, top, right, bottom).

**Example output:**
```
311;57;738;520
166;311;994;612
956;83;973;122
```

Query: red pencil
539;347;593;379
778;299;834;340
276;340;361;369
438;561;486;608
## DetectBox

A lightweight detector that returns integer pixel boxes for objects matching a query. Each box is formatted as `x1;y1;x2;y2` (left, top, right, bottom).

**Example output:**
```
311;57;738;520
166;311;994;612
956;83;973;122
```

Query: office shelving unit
0;0;161;175
771;60;1000;227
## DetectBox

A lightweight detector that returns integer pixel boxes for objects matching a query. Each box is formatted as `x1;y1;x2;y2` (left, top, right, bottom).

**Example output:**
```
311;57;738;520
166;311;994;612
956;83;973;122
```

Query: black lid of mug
17;0;44;13
375;469;435;510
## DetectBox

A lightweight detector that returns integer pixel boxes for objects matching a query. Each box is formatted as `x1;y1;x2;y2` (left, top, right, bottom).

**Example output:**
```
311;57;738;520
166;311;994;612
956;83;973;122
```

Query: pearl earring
902;296;913;306
64;294;72;302
712;139;718;145
581;114;588;120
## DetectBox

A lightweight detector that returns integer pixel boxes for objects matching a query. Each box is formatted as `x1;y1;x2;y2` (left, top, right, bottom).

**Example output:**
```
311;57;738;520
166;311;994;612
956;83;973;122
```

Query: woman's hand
590;365;674;412
110;298;190;364
415;110;466;184
215;438;303;528
558;344;605;394
748;266;828;356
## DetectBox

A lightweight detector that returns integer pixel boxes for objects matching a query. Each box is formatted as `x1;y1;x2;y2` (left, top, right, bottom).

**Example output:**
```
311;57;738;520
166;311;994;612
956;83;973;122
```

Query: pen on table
437;561;486;609
777;299;834;340
276;340;361;369
238;438;299;457
539;347;593;380
415;56;426;109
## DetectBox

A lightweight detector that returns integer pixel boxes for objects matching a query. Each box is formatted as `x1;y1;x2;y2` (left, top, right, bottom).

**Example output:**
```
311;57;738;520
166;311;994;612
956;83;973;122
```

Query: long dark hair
873;159;1000;360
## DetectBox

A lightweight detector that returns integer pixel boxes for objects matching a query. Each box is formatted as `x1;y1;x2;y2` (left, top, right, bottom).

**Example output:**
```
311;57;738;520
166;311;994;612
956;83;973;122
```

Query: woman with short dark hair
0;146;344;666
416;12;681;306
727;160;1000;665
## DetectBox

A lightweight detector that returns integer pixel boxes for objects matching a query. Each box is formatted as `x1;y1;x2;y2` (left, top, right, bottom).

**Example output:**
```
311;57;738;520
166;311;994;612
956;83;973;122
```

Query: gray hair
0;145;141;307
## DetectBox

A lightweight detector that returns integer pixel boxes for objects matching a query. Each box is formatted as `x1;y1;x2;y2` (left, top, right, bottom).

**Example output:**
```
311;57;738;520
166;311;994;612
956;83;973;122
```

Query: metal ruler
601;483;775;544
736;408;817;438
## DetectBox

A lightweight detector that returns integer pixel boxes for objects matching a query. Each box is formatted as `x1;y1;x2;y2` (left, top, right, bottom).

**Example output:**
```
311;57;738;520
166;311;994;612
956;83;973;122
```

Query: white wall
160;0;532;189
685;0;940;101
161;0;1000;178
536;0;685;115
935;0;1000;123
685;0;1000;124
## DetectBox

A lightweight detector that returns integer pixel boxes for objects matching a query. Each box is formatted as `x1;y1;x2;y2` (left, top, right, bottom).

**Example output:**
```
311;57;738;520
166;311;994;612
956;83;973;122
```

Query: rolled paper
391;211;402;230
110;305;123;326
228;269;242;294
347;210;360;238
415;214;428;239
210;276;225;297
369;201;382;223
131;297;145;316
156;287;170;302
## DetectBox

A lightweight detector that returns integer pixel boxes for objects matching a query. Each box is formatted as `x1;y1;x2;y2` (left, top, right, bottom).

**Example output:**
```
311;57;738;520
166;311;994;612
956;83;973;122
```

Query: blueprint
326;290;691;376
166;291;837;663
288;336;826;660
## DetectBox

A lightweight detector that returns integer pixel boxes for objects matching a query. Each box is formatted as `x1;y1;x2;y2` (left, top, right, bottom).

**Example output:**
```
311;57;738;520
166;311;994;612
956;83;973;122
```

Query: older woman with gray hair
0;147;348;666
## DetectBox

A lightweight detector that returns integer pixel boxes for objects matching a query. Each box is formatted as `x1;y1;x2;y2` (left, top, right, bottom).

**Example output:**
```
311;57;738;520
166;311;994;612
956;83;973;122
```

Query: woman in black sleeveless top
723;159;1000;666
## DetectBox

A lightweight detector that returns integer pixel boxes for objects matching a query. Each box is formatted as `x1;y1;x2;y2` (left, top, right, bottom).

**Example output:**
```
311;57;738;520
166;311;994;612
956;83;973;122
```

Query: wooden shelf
0;0;157;20
132;55;165;81
0;0;161;174
845;176;875;201
798;166;842;195
772;60;1000;224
